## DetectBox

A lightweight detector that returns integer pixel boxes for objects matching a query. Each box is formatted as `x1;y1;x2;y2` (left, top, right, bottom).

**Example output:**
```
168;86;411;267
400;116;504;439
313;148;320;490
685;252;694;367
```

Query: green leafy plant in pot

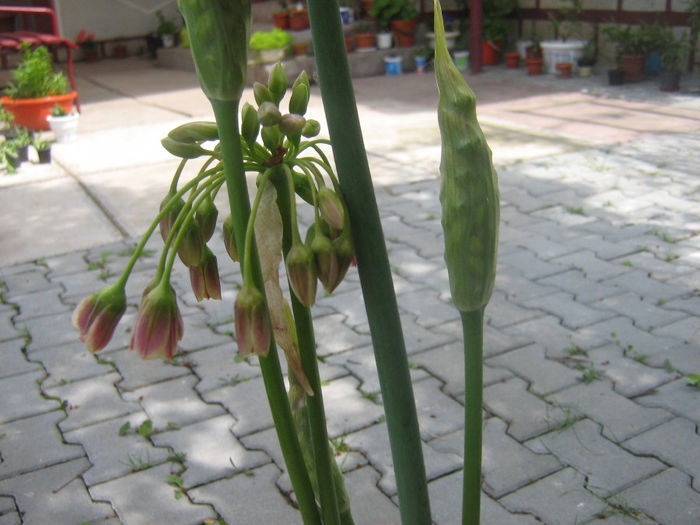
1;44;76;131
249;28;293;63
659;29;688;91
603;23;646;82
33;132;52;164
370;0;418;47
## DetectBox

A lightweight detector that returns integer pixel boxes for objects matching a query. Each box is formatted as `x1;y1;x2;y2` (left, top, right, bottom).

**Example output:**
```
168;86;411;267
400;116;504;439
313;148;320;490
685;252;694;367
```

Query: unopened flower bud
261;125;281;151
288;82;309;116
234;285;271;357
286;242;317;306
72;283;126;353
178;219;203;267
279;114;306;138
310;227;338;294
318;187;345;230
301;119;320;138
241;102;260;150
168;121;219;143
195;195;218;242
159;193;186;242
161;136;209;159
331;234;355;291
222;214;239;262
258;101;282;127
130;281;183;360
292;69;310;92
268;62;288;105
189;246;221;301
253;82;274;106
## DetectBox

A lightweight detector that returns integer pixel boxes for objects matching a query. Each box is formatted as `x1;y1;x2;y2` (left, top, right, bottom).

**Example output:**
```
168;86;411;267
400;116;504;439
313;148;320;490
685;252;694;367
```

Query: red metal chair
0;5;79;109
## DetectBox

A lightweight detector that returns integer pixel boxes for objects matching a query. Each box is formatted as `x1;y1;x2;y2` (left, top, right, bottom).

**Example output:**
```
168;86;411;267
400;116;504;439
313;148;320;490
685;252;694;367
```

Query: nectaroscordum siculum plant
72;1;499;524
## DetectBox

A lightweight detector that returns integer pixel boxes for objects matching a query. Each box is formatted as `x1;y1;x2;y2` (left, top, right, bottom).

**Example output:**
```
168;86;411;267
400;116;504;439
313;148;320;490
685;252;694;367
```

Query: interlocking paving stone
203;377;274;437
600;291;687;331
343;466;401;525
503;248;568;280
31;341;113;388
521;291;614;329
412;377;465;441
89;463;216;523
0;458;115;524
487;343;581;396
177;314;234;352
636;378;700;425
189;463;302;524
584;316;676;360
0;369;57;423
527;419;665;498
152;414;269;487
0;410;83;479
0;338;39;379
21;311;76;352
586;344;676;397
486;291;543;329
188;343;262;393
11;287;69;322
64;412;170;486
499;467;606;524
395;288;460;328
428;470;539;525
97;346;191;392
616;468;700;525
0;310;20;344
123;374;224;430
536;269;624;304
495;272;559;302
610;252;697;283
311;312;372;356
653;314;700;343
548;379;673;442
552;250;631;281
0;269;50;296
321;375;385;438
484;377;568;441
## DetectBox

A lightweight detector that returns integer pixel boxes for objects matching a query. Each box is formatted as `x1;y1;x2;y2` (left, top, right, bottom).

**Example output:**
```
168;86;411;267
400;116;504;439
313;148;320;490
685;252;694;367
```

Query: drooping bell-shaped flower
159;192;185;242
309;225;338;293
177;219;203;267
130;281;183;360
72;283;126;353
318;187;345;230
234;285;271;358
222;214;239;262
195;194;218;242
189;246;221;301
285;242;317;307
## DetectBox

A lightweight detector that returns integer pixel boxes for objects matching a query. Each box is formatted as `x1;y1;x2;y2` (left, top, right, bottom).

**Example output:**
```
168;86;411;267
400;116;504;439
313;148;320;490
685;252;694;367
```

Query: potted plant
249;28;293;63
0;139;20;173
482;0;515;65
525;40;544;74
353;21;376;50
659;30;688;91
414;47;430;73
576;38;596;76
1;44;76;131
273;1;290;29
33;132;51;164
9;125;31;162
46;103;79;142
603;23;646;82
289;2;310;31
504;46;520;68
339;0;356;25
156;10;177;47
370;0;418;48
541;0;586;74
76;29;98;62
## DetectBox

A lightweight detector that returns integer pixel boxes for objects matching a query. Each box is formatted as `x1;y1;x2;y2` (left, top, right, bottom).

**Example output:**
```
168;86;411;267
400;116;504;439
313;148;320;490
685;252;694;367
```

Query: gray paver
11;287;69;322
0;337;40;379
322;375;385;438
89;462;216;524
0;369;57;423
527;419;665;498
617;468;700;525
203;377;274;437
522;291;613;329
552;250;631;281
636;378;700;425
98;346;191;392
412;377;465;441
31;341;113;388
599;291;687;331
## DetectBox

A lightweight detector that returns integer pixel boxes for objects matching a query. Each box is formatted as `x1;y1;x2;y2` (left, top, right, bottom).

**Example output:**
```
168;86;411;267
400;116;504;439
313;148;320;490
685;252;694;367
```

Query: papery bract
130;282;183;360
189;246;222;301
234;285;270;358
72;283;126;353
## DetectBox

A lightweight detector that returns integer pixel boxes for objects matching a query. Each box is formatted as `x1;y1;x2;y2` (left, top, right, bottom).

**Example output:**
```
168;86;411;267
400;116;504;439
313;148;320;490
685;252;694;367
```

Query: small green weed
663;359;675;374
564;343;587;357
566;206;586;216
120;451;152;472
137;419;154;437
218;374;250;387
118;422;131;436
167;473;185;500
686;374;700;389
87;251;115;281
576;363;604;384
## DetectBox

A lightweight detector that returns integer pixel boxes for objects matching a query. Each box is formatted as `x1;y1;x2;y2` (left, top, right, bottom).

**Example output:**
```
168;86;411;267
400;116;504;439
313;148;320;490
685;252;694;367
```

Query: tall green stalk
306;2;431;524
211;99;321;525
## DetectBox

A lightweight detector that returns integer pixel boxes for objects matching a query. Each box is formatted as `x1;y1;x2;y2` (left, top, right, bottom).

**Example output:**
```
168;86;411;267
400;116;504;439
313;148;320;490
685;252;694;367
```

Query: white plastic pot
426;31;460;50
377;32;393;50
47;113;79;143
541;40;585;74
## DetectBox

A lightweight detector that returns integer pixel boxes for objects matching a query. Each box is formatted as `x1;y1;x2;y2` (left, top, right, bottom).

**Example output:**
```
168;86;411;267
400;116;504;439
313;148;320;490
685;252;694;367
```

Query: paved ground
1;56;700;524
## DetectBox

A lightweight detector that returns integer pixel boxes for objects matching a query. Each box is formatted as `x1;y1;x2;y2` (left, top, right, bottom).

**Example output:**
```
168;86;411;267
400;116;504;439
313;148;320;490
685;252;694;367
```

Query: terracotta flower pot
555;61;572;78
619;54;645;83
525;57;543;75
1;91;78;131
292;42;308;57
482;40;502;65
353;33;375;50
289;9;309;31
504;52;520;68
391;19;416;48
273;11;289;29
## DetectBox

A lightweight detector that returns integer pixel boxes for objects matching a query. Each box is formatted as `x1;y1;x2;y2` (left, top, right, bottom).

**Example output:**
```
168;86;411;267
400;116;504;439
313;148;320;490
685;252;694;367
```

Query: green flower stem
307;2;432;524
210;98;321;525
168;158;187;194
241;169;271;287
460;308;484;525
276;170;342;525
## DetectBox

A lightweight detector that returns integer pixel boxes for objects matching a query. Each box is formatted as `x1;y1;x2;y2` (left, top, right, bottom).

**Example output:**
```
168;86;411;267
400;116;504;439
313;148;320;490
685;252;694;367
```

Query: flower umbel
72;283;126;353
130;282;183;360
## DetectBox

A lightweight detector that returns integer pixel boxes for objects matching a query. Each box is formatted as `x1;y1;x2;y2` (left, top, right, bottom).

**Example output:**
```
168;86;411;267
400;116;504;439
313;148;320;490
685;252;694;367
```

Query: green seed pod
288;82;310;116
161;136;208;159
177;0;250;102
257;101;282;127
195;194;218;242
301;119;321;138
168;121;219;143
240;102;260;150
434;0;499;312
253;82;274;106
268;61;288;105
261;125;281;151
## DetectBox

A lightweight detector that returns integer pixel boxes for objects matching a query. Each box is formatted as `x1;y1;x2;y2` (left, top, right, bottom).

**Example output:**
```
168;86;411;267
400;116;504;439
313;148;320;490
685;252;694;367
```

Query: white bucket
377;32;393;50
47;113;79;143
541;40;585;74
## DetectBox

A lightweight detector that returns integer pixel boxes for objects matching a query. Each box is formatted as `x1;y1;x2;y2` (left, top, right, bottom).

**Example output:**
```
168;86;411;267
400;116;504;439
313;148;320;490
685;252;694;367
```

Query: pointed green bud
261;125;282;151
177;0;250;102
195;194;218;242
234;285;271;357
268;61;288;105
161;136;209;159
257;101;282;127
168;121;219;143
331;234;355;291
253;82;274;106
241;102;260;150
178;219;203;267
292;69;310;92
318;187;345;230
286;242;317;307
301;119;320;138
309;226;338;294
222;214;239;262
288;82;309;116
292;170;314;205
279;113;306;139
